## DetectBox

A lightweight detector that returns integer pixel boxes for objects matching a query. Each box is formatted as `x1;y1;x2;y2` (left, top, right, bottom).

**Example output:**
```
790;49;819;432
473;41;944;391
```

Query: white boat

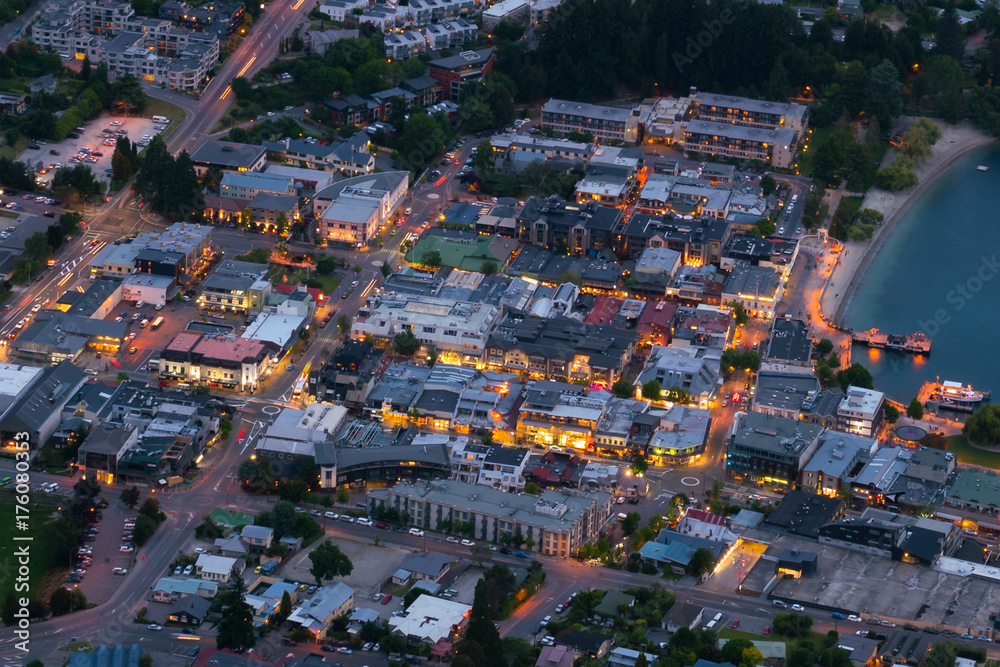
977;165;989;172
937;380;990;404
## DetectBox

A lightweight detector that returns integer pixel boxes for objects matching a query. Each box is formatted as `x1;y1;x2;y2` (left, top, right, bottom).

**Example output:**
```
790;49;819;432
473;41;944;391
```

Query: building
313;171;408;246
152;577;219;603
799;431;877;495
485;316;638;385
351;291;501;366
68;645;142;667
837;386;885;438
240;524;274;550
384;30;427;59
481;0;529;29
621;214;731;265
449;439;530;492
369;479;613;557
55;279;123;319
765;489;846;538
13;313;127;362
541;99;642;143
553;630;614;659
726;411;825;489
122;274;175;306
516;197;622;256
398;551;451;582
681;120;797;169
751;372;821;420
593;397;651;458
159;334;272;392
634;345;723;408
661;602;704;633
766;317;813;367
646;404;712;466
195;554;243;582
388;594;471;645
167;596;212;625
287;582;355;637
198;259;271;314
537;645;579;667
427;48;495;102
690;91;809;138
0;362;88;455
424;18;478;50
516;383;605;452
721;263;784;319
219;172;296;200
190;140;268;176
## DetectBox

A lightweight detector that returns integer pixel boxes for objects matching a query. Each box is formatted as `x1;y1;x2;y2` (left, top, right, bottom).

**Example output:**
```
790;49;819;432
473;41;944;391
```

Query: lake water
842;143;1000;403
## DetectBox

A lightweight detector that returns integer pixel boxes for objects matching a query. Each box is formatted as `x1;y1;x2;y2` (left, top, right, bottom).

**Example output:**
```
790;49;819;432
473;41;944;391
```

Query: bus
292;377;306;397
150;315;164;331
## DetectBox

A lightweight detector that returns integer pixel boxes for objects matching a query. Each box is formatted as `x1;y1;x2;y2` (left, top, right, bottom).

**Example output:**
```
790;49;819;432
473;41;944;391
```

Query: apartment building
31;0;218;90
516;382;606;451
190;140;268;175
726;411;825;489
681;120;797;169
449;439;530;492
481;0;529;29
406;0;476;26
837;386;885;438
424;18;477;50
484;316;637;385
351;291;501;364
427;48;494;102
690;91;809;138
199;259;271;314
515;197;622;256
159;333;273;392
384;30;427;59
721;263;784;319
621;214;730;265
369;479;614;557
219;172;296;200
313;171;408;246
541;99;642;143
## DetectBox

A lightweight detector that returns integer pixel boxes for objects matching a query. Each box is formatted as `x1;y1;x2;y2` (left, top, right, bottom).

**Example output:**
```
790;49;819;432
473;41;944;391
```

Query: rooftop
543;98;634;123
767;317;812;364
730;411;824;457
766;489;845;538
191;140;267;169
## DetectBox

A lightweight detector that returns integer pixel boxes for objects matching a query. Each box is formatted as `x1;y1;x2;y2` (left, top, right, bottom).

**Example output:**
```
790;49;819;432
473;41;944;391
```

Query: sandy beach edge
831;125;998;327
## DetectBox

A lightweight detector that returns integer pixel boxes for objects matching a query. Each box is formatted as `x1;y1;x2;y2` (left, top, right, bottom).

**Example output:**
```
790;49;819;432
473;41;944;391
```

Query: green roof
210;508;253;527
408;234;514;273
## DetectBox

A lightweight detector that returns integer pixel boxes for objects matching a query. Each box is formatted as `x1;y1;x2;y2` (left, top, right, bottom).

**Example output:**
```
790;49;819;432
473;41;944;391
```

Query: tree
132;514;158;546
963;404;1000;446
49;587;86;616
394;329;421;356
111;146;133;182
773;612;813;638
337;487;349;504
621;511;641;535
664;386;691;404
836;363;875;391
460;575;506;667
216;577;257;654
634;653;649;667
816;339;834;357
120;485;140;508
523;482;540;495
721;639;757;667
419;250;442;269
611;378;633;398
885;403;900;424
337;314;350;335
308;540;354;585
907;398;924;420
729;301;749;326
470;542;495;567
481;260;499;277
686;547;715;576
632;455;648;476
919;432;949;450
760;175;777;196
277;590;293;622
827;351;841;369
139;496;163;523
426;346;439;368
381;262;392;277
641;380;662;402
272;501;298;539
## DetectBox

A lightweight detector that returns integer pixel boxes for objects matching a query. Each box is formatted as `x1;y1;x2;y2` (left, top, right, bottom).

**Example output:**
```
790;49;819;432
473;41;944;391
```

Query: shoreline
821;122;998;328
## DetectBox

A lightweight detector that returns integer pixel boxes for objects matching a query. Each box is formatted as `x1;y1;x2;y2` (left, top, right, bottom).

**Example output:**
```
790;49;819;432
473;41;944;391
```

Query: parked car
791;604;805;612
515;550;531;558
446;536;460;543
409;528;425;537
847;615;862;623
461;539;475;547
147;624;162;631
381;594;393;605
337;647;352;655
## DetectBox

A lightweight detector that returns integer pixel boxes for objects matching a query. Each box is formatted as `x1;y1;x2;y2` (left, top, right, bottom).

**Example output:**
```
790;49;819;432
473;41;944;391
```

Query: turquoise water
842;143;1000;403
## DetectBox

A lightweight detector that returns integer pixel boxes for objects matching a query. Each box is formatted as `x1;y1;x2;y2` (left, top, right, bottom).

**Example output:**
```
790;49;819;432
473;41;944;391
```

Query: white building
219;172;296;200
317;0;368;20
121;274;175;305
721;263;784;319
384;30;427;59
351;291;501;359
481;0;529;29
314;171;409;246
837;385;885;438
388;594;471;644
194;554;242;582
449;438;530;492
424;18;477;50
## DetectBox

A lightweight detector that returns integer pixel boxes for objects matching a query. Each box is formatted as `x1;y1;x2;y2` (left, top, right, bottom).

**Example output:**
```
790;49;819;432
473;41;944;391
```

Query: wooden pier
850;328;931;354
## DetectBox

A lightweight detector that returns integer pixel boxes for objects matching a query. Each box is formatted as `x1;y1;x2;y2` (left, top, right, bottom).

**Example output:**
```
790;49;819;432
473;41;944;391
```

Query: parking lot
769;536;1000;632
20;113;168;187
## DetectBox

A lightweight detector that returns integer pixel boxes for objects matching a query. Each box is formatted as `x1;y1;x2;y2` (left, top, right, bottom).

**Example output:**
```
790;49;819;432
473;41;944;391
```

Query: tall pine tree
216;577;257;654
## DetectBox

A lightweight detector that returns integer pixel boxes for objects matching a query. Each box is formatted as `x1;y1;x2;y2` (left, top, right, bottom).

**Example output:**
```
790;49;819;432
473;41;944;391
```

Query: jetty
851;328;932;354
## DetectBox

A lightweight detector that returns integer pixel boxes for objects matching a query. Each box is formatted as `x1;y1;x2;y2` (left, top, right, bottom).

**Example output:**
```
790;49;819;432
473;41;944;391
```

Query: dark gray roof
767;317;812;363
168;594;211;620
753;372;820;413
766;489;845;538
324;443;450;470
69;645;142;667
248;192;298;212
428;47;493;70
1;361;86;432
414;388;460;415
398;551;451;577
191;140;267;169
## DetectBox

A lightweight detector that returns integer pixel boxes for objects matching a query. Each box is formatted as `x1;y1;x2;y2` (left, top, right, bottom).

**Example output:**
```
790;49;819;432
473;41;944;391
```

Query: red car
375;522;390;530
730;619;740;628
381;593;393;605
762;626;771;636
320;319;329;328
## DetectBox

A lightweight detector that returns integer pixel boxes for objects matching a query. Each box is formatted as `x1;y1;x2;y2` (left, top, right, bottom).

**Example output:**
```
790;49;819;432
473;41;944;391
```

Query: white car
356;518;374;527
194;547;207;554
461;539;475;547
325;511;339;519
337;647;352;655
791;604;805;612
847;614;862;623
113;567;128;575
447;536;460;543
147;624;162;631
31;303;40;312
409;528;425;537
119;544;134;552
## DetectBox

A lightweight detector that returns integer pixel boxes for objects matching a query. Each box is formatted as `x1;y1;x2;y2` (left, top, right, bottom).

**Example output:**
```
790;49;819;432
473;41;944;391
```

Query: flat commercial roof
685;119;797;145
543;98;633;123
194;336;268;363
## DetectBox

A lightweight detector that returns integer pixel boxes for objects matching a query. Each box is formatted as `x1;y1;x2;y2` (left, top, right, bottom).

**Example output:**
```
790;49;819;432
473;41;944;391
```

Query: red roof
584;296;623;325
684;508;726;525
274;282;325;301
636;300;678;334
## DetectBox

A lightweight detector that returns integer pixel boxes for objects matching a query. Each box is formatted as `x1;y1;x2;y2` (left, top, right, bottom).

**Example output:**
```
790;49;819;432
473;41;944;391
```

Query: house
553;630;613;659
287;581;356;637
594;590;635;617
398;551;451;583
30;74;59;95
152;577;219;603
661;602;704;632
388;594;471;645
608;648;658;667
195;554;243;582
0;93;27;115
536;645;579;667
167;595;212;625
190;140;267;175
240;524;274;550
214;534;248;556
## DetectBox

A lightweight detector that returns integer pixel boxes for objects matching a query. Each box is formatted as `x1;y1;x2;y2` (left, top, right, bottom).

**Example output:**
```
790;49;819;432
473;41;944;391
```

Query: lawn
0;496;60;600
312;275;341;295
144;97;188;142
946;434;1000;468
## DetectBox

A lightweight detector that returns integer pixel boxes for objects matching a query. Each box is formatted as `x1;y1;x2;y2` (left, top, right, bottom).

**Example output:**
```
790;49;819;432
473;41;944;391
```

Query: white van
152;115;168;124
139;318;150;328
135;300;144;308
